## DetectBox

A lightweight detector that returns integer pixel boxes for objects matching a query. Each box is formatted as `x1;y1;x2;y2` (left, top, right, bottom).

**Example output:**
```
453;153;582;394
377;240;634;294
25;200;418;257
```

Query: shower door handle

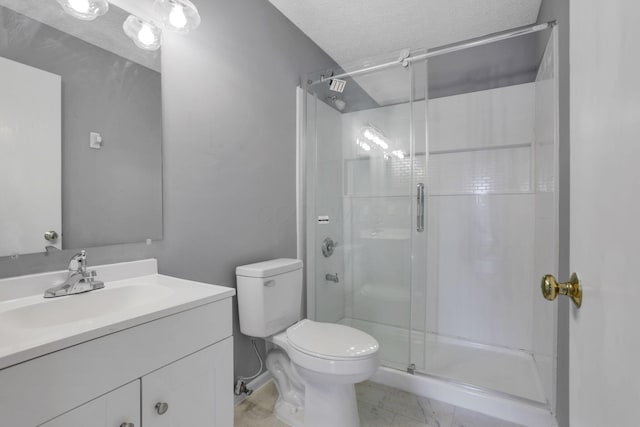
417;183;425;232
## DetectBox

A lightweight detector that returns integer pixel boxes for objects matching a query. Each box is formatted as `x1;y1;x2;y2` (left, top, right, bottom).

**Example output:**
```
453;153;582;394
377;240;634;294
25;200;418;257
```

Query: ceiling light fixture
153;0;201;33
123;15;162;51
56;0;109;21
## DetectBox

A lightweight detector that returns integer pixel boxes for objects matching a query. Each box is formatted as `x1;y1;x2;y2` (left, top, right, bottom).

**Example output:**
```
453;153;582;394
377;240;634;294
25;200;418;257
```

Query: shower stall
300;22;559;422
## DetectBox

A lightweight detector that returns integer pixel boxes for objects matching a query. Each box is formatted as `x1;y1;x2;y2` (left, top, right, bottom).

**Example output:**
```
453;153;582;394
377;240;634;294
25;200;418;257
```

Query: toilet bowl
236;259;380;427
269;319;379;426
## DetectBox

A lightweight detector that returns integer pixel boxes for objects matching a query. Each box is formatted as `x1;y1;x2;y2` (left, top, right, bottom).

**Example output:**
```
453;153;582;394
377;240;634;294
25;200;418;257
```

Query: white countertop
0;259;235;370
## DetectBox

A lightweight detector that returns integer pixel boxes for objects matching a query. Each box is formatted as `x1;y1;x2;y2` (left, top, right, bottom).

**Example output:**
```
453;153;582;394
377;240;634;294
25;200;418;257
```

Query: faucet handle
68;250;87;272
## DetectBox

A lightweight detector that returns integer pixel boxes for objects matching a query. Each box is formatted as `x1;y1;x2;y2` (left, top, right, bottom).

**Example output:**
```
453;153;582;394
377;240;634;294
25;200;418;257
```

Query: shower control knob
120;423;135;427
155;401;169;415
322;237;338;258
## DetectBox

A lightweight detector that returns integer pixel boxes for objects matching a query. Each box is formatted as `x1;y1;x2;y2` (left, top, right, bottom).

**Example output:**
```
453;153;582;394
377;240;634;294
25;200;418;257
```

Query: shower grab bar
417;183;425;232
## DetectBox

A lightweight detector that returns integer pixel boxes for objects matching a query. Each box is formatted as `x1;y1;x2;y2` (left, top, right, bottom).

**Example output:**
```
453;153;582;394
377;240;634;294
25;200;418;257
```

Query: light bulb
169;4;188;29
138;25;156;46
68;0;90;13
57;0;108;20
154;0;201;33
123;15;162;51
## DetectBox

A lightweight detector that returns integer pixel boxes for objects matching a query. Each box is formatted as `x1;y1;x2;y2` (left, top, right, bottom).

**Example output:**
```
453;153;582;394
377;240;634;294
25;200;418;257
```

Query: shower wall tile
427;83;535;196
349;196;413;328
424;84;538;352
428;83;535;152
428;147;531;195
342;102;412;161
426;194;535;351
342;101;414;331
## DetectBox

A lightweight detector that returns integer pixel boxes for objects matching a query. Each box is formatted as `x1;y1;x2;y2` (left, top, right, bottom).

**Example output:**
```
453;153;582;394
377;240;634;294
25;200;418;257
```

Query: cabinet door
39;381;140;427
142;337;233;427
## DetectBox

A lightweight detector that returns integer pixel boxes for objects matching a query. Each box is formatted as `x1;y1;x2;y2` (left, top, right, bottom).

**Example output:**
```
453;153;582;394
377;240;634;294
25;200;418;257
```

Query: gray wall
537;2;570;426
0;0;335;382
157;0;336;379
0;6;163;249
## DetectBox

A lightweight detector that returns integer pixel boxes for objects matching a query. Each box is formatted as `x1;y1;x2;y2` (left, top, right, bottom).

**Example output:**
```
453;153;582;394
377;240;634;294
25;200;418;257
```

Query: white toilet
236;258;379;427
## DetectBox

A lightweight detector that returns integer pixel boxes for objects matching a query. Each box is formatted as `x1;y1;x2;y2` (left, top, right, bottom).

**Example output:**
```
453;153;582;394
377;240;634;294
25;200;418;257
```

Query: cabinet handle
120;423;135;427
155;401;169;415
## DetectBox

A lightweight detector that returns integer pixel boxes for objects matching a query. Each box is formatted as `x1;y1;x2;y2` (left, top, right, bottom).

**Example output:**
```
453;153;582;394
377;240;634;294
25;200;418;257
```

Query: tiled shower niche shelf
357;228;411;240
428;142;533;155
344;143;535;197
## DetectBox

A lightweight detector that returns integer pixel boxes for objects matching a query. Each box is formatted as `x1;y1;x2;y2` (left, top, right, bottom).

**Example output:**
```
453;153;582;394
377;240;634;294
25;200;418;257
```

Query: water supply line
234;338;264;396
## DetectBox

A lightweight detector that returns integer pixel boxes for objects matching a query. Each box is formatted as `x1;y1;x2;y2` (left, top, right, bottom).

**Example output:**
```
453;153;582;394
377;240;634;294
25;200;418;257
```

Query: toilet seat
287;319;379;361
271;319;379;378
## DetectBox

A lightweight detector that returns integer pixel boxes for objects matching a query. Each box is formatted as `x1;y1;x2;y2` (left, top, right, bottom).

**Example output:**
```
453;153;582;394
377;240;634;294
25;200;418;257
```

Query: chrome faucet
44;250;105;298
325;273;339;283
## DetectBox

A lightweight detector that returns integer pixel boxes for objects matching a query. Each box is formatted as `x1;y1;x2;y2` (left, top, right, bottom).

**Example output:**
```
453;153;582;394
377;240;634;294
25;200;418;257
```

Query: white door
39;381;140;427
570;1;640;426
0;56;62;257
142;338;234;427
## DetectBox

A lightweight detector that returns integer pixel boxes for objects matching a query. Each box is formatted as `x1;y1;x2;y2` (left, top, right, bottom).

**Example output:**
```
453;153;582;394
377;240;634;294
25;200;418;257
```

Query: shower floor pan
339;317;547;405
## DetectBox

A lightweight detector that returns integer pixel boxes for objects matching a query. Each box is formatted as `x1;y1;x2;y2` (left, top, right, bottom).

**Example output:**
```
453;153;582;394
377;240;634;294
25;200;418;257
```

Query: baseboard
234;371;273;405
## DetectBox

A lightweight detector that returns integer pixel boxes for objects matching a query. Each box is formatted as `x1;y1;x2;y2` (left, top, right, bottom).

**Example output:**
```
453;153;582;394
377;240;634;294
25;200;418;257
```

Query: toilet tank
236;258;303;337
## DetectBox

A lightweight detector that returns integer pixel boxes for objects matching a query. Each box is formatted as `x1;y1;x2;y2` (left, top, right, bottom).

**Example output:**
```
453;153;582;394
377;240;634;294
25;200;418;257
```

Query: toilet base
272;378;361;427
266;349;362;427
273;398;305;427
302;380;360;427
266;349;305;426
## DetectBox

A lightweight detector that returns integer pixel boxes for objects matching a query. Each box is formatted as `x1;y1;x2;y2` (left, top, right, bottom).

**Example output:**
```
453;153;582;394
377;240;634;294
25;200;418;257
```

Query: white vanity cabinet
142;338;233;427
0;260;236;427
39;338;233;427
39;381;141;427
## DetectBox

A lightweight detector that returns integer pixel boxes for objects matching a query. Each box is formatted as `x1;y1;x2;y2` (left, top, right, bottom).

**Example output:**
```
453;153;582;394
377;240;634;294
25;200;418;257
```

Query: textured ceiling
268;0;542;66
270;0;544;109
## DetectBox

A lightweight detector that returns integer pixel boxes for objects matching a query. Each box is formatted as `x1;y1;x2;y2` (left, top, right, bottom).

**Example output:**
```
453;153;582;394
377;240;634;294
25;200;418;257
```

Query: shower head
328;96;347;112
334;99;347;112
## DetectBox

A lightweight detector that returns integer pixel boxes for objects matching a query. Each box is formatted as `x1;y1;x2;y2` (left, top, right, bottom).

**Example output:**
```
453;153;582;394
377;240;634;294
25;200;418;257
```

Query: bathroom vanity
0;259;235;427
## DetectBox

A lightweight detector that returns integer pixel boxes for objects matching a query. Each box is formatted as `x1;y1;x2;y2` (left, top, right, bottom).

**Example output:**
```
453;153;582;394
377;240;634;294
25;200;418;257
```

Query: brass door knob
541;273;582;308
44;230;59;242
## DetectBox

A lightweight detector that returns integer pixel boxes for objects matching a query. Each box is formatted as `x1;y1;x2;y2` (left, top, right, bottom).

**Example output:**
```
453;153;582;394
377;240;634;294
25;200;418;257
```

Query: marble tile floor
234;380;524;427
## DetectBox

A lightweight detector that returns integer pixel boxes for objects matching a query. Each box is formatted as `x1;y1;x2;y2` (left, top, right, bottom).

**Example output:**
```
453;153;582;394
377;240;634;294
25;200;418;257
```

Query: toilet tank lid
236;258;303;278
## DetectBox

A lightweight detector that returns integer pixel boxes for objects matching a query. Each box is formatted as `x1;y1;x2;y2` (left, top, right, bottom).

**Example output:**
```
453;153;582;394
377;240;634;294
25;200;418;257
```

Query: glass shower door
412;27;559;406
308;58;425;371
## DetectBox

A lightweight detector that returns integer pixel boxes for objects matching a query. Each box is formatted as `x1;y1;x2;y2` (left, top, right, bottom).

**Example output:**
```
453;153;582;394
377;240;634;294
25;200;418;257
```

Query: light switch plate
89;132;102;149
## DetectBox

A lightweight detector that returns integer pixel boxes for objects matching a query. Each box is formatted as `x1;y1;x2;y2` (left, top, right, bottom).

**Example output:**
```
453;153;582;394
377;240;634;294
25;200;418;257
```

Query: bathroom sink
0;262;235;370
0;283;173;329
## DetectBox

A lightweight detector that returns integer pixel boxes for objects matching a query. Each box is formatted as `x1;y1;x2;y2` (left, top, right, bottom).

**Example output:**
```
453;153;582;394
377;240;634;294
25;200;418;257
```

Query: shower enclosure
302;23;559;415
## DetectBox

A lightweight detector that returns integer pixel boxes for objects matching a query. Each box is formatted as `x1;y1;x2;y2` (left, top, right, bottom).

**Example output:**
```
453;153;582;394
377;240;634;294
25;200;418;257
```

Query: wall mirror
0;0;163;258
